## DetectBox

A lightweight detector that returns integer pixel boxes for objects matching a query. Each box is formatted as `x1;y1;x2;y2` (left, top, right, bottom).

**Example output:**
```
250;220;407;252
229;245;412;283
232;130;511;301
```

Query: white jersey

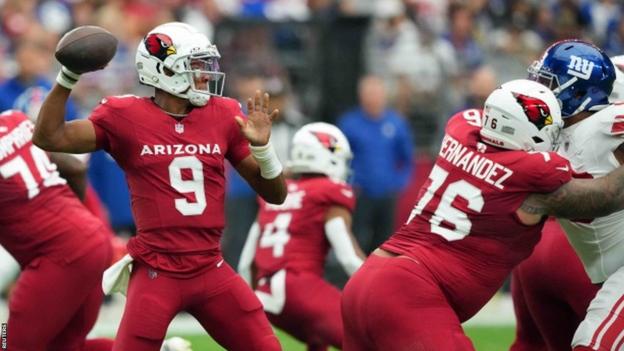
556;103;624;283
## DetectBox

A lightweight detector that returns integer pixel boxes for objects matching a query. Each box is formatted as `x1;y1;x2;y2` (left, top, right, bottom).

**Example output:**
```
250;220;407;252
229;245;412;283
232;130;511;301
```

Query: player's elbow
262;191;286;205
32;131;54;151
261;182;287;205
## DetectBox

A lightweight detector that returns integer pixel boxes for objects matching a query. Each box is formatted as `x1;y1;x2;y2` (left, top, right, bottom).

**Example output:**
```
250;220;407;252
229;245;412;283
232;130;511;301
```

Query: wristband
249;142;283;179
56;67;81;90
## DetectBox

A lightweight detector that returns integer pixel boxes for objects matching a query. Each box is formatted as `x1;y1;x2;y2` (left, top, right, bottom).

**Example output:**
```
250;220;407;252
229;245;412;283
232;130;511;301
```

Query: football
54;25;118;74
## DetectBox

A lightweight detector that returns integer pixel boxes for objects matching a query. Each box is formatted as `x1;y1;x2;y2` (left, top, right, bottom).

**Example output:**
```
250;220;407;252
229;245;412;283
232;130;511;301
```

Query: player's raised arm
33;26;116;154
33;84;97;153
520;166;624;222
324;206;365;275
235;91;287;204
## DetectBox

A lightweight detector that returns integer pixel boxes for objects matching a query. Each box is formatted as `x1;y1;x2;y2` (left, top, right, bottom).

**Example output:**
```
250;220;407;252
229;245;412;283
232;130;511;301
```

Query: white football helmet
480;79;563;152
610;55;624;102
135;22;224;107
288;122;352;181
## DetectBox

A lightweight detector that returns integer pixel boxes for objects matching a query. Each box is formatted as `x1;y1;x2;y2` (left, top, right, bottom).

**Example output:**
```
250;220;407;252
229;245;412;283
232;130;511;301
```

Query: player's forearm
523;167;624;219
49;152;87;200
250;173;287;204
33;85;71;151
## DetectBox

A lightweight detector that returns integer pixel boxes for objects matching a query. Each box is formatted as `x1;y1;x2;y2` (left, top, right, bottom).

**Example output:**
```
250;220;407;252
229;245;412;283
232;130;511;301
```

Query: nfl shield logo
175;122;184;134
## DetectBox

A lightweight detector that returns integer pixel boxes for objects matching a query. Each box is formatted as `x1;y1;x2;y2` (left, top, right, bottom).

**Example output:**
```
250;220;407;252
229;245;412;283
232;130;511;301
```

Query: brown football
55;26;118;74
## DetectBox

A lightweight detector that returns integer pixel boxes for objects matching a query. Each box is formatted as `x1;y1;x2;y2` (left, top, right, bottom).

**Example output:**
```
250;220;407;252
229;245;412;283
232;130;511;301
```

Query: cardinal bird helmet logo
512;92;553;129
144;33;176;61
311;131;339;152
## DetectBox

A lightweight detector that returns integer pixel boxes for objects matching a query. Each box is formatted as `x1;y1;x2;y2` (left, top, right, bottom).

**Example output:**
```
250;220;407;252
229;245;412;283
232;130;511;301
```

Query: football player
238;122;365;351
0;109;115;351
341;78;624;350
33;22;286;351
510;41;624;351
510;219;599;351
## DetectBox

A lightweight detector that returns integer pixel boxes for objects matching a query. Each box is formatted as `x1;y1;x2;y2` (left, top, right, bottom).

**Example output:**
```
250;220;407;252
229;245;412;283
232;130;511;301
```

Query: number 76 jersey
381;109;572;322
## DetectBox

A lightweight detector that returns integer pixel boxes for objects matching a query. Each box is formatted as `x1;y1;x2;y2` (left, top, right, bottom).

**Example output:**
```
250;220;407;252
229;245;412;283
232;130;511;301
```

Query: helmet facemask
184;53;225;106
136;22;226;107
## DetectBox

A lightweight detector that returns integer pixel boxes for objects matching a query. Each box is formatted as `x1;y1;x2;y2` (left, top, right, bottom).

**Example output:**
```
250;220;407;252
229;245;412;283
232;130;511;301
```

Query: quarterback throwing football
34;22;286;351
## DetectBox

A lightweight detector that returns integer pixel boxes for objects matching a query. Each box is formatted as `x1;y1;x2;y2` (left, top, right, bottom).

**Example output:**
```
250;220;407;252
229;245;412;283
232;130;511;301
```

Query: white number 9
168;156;206;216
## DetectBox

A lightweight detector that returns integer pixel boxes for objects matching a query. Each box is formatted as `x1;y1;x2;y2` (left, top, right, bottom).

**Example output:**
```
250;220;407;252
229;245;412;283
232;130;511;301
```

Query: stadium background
0;0;620;349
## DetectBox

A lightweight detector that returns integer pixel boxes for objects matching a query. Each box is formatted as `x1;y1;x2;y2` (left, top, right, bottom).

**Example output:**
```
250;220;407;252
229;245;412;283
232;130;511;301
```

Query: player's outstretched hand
235;90;280;146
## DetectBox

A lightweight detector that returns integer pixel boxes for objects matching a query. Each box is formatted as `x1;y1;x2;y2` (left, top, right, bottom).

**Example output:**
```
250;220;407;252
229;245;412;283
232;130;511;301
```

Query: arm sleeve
324;217;363;275
225;100;251;166
238;221;260;286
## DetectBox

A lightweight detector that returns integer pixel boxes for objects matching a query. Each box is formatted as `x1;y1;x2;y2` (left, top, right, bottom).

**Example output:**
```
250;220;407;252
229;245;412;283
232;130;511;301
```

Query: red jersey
381;109;572;321
254;177;355;278
0;111;105;266
89;95;250;275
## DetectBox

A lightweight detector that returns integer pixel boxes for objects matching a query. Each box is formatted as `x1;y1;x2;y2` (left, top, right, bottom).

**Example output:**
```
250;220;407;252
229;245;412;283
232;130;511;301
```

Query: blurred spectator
363;0;420;84
263;75;305;161
0;25;79;120
533;4;557;44
443;2;485;73
337;75;414;254
551;0;586;41
605;17;624;55
489;4;543;67
583;0;621;44
463;65;498;110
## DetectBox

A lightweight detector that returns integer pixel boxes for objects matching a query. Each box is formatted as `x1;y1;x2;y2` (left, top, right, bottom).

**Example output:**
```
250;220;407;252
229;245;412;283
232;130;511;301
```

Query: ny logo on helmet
311;131;339;152
512;93;553;129
567;55;595;80
144;33;176;61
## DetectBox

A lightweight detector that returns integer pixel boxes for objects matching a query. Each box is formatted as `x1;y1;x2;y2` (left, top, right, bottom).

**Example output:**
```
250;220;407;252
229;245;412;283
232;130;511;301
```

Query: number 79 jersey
89;95;250;260
381;109;572;321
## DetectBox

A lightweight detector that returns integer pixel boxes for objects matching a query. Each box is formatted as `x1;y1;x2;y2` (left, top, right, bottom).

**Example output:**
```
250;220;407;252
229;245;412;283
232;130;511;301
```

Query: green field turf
174;325;515;350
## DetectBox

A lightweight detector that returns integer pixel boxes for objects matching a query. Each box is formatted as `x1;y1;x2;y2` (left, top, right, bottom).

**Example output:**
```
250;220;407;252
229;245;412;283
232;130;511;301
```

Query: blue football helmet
528;39;615;118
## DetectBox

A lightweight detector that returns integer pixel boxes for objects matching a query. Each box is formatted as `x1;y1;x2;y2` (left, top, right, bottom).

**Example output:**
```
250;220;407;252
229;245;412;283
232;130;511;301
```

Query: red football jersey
89;95;250;275
381;109;572;322
254;177;356;278
0;111;105;266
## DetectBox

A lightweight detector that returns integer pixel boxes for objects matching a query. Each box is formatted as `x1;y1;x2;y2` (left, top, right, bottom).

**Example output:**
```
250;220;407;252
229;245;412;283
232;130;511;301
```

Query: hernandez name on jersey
556;103;624;283
381;109;572;321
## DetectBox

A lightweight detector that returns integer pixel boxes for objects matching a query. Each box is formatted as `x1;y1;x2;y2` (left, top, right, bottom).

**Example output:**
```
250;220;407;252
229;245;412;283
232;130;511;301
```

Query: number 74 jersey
381;109;572;322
